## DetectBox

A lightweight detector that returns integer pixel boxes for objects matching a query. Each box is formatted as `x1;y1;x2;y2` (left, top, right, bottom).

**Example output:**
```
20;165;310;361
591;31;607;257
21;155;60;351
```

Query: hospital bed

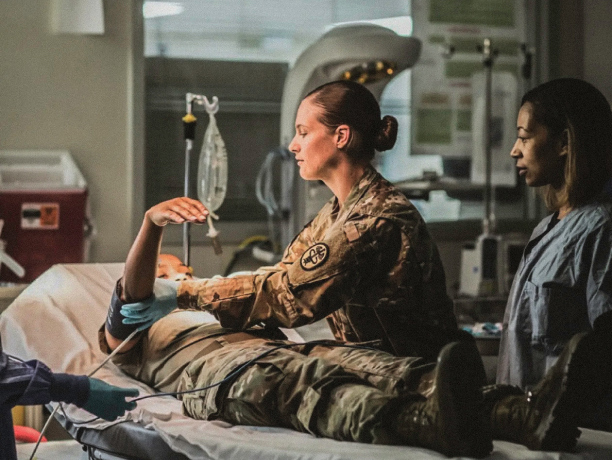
1;263;612;460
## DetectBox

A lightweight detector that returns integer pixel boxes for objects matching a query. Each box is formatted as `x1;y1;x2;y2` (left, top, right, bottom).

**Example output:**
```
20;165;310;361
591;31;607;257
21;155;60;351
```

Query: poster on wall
411;0;527;186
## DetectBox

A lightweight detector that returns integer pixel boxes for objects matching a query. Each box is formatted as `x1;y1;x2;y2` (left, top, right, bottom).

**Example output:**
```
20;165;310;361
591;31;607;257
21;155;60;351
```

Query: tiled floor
16;440;84;460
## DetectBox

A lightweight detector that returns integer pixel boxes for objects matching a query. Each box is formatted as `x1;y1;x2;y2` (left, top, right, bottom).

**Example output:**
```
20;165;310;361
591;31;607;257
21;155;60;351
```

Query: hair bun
374;115;399;152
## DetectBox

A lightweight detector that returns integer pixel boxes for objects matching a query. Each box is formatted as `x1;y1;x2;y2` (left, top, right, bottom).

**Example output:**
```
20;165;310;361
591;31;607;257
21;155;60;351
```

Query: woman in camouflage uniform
119;80;460;360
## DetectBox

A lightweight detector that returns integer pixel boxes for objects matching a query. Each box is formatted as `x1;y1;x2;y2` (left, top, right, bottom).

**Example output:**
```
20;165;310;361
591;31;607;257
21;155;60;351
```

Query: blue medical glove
120;278;179;330
82;378;139;421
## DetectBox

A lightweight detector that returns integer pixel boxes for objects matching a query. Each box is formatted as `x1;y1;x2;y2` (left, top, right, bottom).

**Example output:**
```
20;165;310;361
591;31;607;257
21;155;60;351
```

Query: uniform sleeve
585;222;612;324
0;352;89;408
177;215;402;330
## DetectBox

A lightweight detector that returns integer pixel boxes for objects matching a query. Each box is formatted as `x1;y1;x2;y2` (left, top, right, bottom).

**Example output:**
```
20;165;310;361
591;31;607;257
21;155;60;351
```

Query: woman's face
157;254;193;281
511;102;566;188
288;97;342;181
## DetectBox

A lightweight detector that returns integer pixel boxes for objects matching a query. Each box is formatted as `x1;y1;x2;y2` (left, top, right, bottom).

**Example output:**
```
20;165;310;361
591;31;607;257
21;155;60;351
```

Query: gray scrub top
496;194;612;389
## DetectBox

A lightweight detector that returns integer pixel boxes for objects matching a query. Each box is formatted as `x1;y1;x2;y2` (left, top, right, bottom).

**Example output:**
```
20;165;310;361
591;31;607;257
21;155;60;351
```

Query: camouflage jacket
177;166;458;359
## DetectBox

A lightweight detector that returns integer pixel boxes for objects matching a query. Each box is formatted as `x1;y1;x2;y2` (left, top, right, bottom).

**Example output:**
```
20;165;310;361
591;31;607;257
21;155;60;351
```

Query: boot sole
536;332;609;451
435;340;491;458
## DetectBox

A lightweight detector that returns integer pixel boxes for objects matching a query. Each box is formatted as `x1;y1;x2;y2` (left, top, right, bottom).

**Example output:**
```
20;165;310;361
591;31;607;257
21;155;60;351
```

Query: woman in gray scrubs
497;78;612;427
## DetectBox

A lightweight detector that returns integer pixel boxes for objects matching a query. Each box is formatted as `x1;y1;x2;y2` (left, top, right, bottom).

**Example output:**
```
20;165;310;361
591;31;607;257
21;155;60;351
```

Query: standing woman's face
288;98;344;181
510;102;567;188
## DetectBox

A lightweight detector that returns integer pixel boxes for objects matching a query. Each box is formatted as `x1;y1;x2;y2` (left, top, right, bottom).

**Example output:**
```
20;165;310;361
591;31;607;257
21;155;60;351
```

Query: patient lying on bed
100;202;492;457
99;200;612;459
101;253;465;453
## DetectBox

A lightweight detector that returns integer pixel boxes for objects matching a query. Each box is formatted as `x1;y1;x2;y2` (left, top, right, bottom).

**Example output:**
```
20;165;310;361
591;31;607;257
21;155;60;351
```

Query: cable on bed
26;328;142;460
26;334;379;460
131;339;379;401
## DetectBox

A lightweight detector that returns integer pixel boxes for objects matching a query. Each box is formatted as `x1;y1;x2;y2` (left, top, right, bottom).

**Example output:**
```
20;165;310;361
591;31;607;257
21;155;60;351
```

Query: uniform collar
337;166;378;216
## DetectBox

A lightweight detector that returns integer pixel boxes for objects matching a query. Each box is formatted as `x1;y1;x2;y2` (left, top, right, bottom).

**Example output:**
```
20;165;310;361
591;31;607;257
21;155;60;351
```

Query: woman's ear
335;124;351;149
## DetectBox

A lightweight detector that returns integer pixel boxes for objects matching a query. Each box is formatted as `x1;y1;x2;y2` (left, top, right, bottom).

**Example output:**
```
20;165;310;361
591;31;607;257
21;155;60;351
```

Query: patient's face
157;254;193;281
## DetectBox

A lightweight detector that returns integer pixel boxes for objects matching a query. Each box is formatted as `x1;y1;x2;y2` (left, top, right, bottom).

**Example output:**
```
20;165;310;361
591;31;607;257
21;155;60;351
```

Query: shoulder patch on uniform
344;221;361;242
300;243;330;271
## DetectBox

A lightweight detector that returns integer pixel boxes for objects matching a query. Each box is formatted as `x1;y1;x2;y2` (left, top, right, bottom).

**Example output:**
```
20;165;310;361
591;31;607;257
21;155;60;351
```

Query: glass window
143;0;527;237
143;0;419;243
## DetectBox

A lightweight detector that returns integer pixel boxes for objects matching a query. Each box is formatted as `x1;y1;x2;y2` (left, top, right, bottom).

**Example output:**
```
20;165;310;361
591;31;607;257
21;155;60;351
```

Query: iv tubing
182;93;221;264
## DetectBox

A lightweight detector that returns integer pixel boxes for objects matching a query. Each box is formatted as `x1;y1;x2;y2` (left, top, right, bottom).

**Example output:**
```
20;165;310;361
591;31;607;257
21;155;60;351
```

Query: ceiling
143;0;411;62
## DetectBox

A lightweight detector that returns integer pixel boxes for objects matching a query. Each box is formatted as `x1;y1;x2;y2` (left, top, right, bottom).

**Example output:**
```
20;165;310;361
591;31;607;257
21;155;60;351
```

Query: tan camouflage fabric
178;166;458;360
98;310;251;393
178;337;431;444
100;309;433;444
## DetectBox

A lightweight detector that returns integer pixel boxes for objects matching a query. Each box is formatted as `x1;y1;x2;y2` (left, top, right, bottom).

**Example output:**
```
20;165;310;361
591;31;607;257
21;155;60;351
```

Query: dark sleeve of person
0;351;89;408
105;278;144;340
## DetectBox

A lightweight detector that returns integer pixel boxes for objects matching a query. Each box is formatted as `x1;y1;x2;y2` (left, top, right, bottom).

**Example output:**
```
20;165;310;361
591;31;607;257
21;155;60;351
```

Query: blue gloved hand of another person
121;278;179;330
82;378;139;421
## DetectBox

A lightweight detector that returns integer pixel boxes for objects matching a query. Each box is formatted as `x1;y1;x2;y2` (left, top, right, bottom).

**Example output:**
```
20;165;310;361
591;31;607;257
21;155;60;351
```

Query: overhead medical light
327;16;414;37
280;23;421;145
341;60;397;84
143;1;184;19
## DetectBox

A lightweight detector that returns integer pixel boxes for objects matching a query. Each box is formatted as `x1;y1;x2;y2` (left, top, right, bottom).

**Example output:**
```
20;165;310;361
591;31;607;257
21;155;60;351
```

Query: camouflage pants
178;338;433;444
103;311;434;443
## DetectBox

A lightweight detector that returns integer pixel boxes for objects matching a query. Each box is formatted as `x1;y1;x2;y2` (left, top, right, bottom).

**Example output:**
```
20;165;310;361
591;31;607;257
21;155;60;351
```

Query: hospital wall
0;0;144;264
550;0;612;104
582;1;612;104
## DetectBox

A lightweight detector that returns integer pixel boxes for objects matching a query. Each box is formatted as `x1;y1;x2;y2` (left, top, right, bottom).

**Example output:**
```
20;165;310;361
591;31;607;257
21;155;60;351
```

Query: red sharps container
0;150;90;283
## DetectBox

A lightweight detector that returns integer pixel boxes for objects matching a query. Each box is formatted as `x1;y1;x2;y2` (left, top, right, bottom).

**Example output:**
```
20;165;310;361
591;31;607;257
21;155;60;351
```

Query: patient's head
157;254;193;281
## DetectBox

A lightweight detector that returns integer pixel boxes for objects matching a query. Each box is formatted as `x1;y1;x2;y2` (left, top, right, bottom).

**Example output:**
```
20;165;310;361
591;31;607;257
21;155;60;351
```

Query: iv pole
182;94;196;267
181;93;221;266
181;93;209;267
480;38;497;235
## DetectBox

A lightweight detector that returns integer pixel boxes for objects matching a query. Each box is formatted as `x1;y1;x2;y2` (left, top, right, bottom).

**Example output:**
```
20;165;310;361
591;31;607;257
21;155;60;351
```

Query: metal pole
182;93;198;267
481;38;495;235
183;139;192;266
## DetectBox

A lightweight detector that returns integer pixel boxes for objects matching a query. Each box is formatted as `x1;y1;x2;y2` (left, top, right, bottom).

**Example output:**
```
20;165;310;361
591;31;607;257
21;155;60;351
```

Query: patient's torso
101;311;277;393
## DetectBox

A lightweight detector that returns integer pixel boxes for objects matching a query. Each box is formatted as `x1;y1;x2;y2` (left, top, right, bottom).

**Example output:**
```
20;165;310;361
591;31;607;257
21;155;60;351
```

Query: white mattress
1;263;611;460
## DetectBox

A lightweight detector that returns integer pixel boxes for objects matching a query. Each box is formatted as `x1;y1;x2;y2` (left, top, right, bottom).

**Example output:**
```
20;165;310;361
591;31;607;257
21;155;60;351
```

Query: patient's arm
104;197;208;351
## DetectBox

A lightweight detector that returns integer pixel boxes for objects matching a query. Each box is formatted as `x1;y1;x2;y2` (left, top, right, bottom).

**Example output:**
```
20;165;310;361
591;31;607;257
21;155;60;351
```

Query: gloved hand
121;278;179;330
82;378;139;421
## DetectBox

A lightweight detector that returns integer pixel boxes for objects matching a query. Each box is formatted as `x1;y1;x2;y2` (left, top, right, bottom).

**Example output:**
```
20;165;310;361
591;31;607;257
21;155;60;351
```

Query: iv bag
197;111;228;212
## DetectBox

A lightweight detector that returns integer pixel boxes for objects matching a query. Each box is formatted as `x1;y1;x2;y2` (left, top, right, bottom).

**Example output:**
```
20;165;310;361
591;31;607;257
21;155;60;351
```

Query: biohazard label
21;203;60;229
300;243;329;271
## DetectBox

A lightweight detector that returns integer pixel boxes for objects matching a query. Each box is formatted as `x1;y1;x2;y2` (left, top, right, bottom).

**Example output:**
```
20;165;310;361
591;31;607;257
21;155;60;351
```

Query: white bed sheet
1;263;611;460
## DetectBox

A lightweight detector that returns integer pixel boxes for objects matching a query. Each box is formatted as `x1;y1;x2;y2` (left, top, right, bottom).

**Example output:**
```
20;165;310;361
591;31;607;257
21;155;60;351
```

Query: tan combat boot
486;331;611;451
394;340;492;458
